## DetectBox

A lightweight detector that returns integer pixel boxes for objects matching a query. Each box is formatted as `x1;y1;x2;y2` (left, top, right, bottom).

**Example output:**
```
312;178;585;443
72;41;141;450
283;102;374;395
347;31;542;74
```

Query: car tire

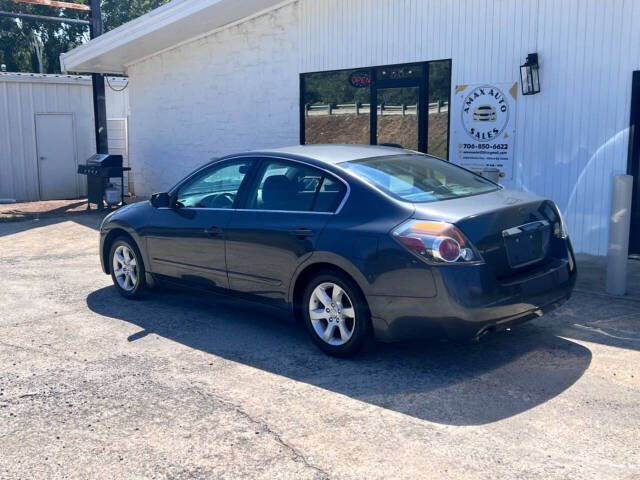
108;236;146;299
302;270;370;357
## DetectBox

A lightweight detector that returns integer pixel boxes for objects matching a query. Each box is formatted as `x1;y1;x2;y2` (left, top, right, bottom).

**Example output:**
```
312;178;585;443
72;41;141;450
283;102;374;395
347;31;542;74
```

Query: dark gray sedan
99;145;576;356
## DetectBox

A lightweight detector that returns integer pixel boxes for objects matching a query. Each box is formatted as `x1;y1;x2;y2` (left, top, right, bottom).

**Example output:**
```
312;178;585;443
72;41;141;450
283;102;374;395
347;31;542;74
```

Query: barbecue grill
77;153;130;210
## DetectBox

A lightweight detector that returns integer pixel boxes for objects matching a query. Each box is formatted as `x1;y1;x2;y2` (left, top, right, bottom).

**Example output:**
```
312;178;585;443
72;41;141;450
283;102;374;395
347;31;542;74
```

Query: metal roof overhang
60;0;286;74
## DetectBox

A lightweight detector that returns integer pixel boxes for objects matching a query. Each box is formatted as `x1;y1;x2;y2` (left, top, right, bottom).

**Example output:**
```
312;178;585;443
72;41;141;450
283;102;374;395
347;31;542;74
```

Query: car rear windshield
339;154;499;203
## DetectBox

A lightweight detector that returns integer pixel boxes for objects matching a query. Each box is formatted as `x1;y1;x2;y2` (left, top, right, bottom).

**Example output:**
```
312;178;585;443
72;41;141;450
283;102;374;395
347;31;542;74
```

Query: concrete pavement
1;214;639;479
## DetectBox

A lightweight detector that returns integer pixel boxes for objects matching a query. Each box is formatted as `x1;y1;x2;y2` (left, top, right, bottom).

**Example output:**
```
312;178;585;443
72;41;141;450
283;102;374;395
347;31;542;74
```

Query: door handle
291;228;315;238
204;225;223;236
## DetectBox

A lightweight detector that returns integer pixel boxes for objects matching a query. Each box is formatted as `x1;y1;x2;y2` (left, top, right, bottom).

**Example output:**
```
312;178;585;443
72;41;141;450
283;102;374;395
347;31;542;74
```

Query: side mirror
150;192;171;208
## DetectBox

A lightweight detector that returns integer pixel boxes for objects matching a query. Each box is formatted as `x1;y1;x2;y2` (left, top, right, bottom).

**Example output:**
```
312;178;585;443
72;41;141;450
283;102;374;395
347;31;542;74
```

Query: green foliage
303;70;371;106
101;0;168;33
0;0;169;73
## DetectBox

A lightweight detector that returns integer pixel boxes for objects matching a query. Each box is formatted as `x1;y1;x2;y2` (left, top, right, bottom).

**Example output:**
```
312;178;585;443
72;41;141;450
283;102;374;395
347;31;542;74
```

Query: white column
606;174;633;295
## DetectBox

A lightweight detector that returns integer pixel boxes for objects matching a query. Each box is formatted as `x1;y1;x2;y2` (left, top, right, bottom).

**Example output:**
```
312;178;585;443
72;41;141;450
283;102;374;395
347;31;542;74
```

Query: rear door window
245;159;346;212
313;175;346;212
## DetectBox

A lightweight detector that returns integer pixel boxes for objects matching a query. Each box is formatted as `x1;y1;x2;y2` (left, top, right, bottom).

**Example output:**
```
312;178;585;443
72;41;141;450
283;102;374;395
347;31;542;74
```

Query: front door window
175;160;252;209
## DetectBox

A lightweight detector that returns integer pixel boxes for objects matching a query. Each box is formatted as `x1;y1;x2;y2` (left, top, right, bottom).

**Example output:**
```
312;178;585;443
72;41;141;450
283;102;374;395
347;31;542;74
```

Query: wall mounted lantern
520;53;540;95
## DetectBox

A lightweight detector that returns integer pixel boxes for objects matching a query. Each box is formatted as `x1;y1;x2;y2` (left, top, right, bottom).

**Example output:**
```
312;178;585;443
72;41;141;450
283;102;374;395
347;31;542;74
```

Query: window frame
241;156;350;215
167;155;350;214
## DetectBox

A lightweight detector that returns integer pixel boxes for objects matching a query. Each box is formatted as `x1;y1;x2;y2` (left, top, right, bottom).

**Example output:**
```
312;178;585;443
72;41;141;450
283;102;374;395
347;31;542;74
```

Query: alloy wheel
112;244;138;292
308;282;356;346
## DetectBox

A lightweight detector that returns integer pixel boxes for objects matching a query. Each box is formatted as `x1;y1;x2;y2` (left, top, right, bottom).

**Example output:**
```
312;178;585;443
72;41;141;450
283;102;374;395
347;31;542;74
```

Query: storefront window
301;60;451;158
427;60;451;159
301;69;371;145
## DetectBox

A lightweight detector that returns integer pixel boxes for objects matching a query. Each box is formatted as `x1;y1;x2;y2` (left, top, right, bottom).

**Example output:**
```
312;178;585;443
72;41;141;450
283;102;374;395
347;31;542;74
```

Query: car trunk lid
412;189;559;278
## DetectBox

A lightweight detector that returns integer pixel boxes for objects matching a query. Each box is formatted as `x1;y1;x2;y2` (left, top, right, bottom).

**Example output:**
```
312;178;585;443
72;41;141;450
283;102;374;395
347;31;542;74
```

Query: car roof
253;144;415;164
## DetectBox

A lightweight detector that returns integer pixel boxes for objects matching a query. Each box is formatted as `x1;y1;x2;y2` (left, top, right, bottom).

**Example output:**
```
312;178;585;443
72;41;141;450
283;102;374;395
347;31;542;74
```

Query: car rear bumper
368;254;577;342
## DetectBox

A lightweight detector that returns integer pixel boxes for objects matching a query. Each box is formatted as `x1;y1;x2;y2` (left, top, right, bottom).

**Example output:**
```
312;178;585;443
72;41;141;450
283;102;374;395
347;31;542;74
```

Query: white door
35;113;78;200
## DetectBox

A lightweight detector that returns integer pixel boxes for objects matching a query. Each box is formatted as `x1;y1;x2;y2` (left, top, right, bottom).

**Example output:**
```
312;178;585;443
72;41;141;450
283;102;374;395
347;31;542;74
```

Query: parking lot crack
190;384;329;479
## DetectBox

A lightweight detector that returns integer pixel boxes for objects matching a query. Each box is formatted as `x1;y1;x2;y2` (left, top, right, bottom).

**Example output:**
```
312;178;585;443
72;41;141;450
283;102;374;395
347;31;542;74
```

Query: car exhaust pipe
474;325;496;342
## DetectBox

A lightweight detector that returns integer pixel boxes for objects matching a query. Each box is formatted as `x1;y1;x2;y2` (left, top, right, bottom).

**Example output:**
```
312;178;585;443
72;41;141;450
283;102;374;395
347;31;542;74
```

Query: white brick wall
128;2;300;196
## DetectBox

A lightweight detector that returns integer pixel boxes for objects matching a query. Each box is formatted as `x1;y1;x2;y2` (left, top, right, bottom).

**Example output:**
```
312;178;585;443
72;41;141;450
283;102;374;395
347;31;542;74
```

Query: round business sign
349;70;372;88
461;85;510;141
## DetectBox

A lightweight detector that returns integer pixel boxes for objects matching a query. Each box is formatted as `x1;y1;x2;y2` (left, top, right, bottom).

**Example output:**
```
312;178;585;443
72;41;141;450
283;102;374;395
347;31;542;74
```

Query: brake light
554;206;569;239
392;220;482;264
436;237;461;262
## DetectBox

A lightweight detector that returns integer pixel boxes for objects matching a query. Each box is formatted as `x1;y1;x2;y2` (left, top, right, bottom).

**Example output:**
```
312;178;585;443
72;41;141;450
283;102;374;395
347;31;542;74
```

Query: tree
101;0;168;33
0;0;169;73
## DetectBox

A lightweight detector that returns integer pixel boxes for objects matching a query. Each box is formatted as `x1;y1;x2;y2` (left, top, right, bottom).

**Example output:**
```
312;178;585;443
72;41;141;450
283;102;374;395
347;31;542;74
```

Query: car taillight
554;205;569;239
392;220;482;264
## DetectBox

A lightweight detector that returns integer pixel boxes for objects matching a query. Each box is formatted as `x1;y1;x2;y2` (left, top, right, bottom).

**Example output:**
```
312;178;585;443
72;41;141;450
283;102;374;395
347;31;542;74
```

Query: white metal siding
125;0;640;254
0;74;130;201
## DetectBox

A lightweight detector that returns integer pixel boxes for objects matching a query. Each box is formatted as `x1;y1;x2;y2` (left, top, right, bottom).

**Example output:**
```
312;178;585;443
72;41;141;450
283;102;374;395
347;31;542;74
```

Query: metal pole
606;174;633;295
0;10;89;25
89;0;108;154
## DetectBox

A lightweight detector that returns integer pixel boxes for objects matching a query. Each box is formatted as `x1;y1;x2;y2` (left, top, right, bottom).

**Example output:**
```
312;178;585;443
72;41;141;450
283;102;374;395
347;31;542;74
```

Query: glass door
376;87;420;151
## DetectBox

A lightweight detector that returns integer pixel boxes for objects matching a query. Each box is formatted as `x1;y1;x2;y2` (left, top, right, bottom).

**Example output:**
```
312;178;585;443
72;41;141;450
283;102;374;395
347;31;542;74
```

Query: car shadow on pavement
86;286;592;426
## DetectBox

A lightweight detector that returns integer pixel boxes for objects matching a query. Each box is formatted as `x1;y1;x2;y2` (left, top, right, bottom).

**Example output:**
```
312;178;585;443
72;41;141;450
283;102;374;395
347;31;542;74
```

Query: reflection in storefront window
377;87;419;151
301;60;451;158
427;60;451;159
302;70;371;145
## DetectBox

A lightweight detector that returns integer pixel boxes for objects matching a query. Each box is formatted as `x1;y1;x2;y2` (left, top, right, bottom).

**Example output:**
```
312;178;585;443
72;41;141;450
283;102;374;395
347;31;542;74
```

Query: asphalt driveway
1;215;639;479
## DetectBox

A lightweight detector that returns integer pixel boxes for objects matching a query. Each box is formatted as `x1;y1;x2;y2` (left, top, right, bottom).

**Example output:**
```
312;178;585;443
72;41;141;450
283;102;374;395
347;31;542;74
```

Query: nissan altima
99;145;576;356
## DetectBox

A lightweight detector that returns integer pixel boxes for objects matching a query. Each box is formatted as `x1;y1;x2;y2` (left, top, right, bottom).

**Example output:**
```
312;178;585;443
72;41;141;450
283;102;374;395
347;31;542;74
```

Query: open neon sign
349;71;372;88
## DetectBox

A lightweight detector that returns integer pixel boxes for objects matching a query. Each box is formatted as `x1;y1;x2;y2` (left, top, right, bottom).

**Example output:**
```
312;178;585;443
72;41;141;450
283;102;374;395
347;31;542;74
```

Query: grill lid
85;153;123;167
